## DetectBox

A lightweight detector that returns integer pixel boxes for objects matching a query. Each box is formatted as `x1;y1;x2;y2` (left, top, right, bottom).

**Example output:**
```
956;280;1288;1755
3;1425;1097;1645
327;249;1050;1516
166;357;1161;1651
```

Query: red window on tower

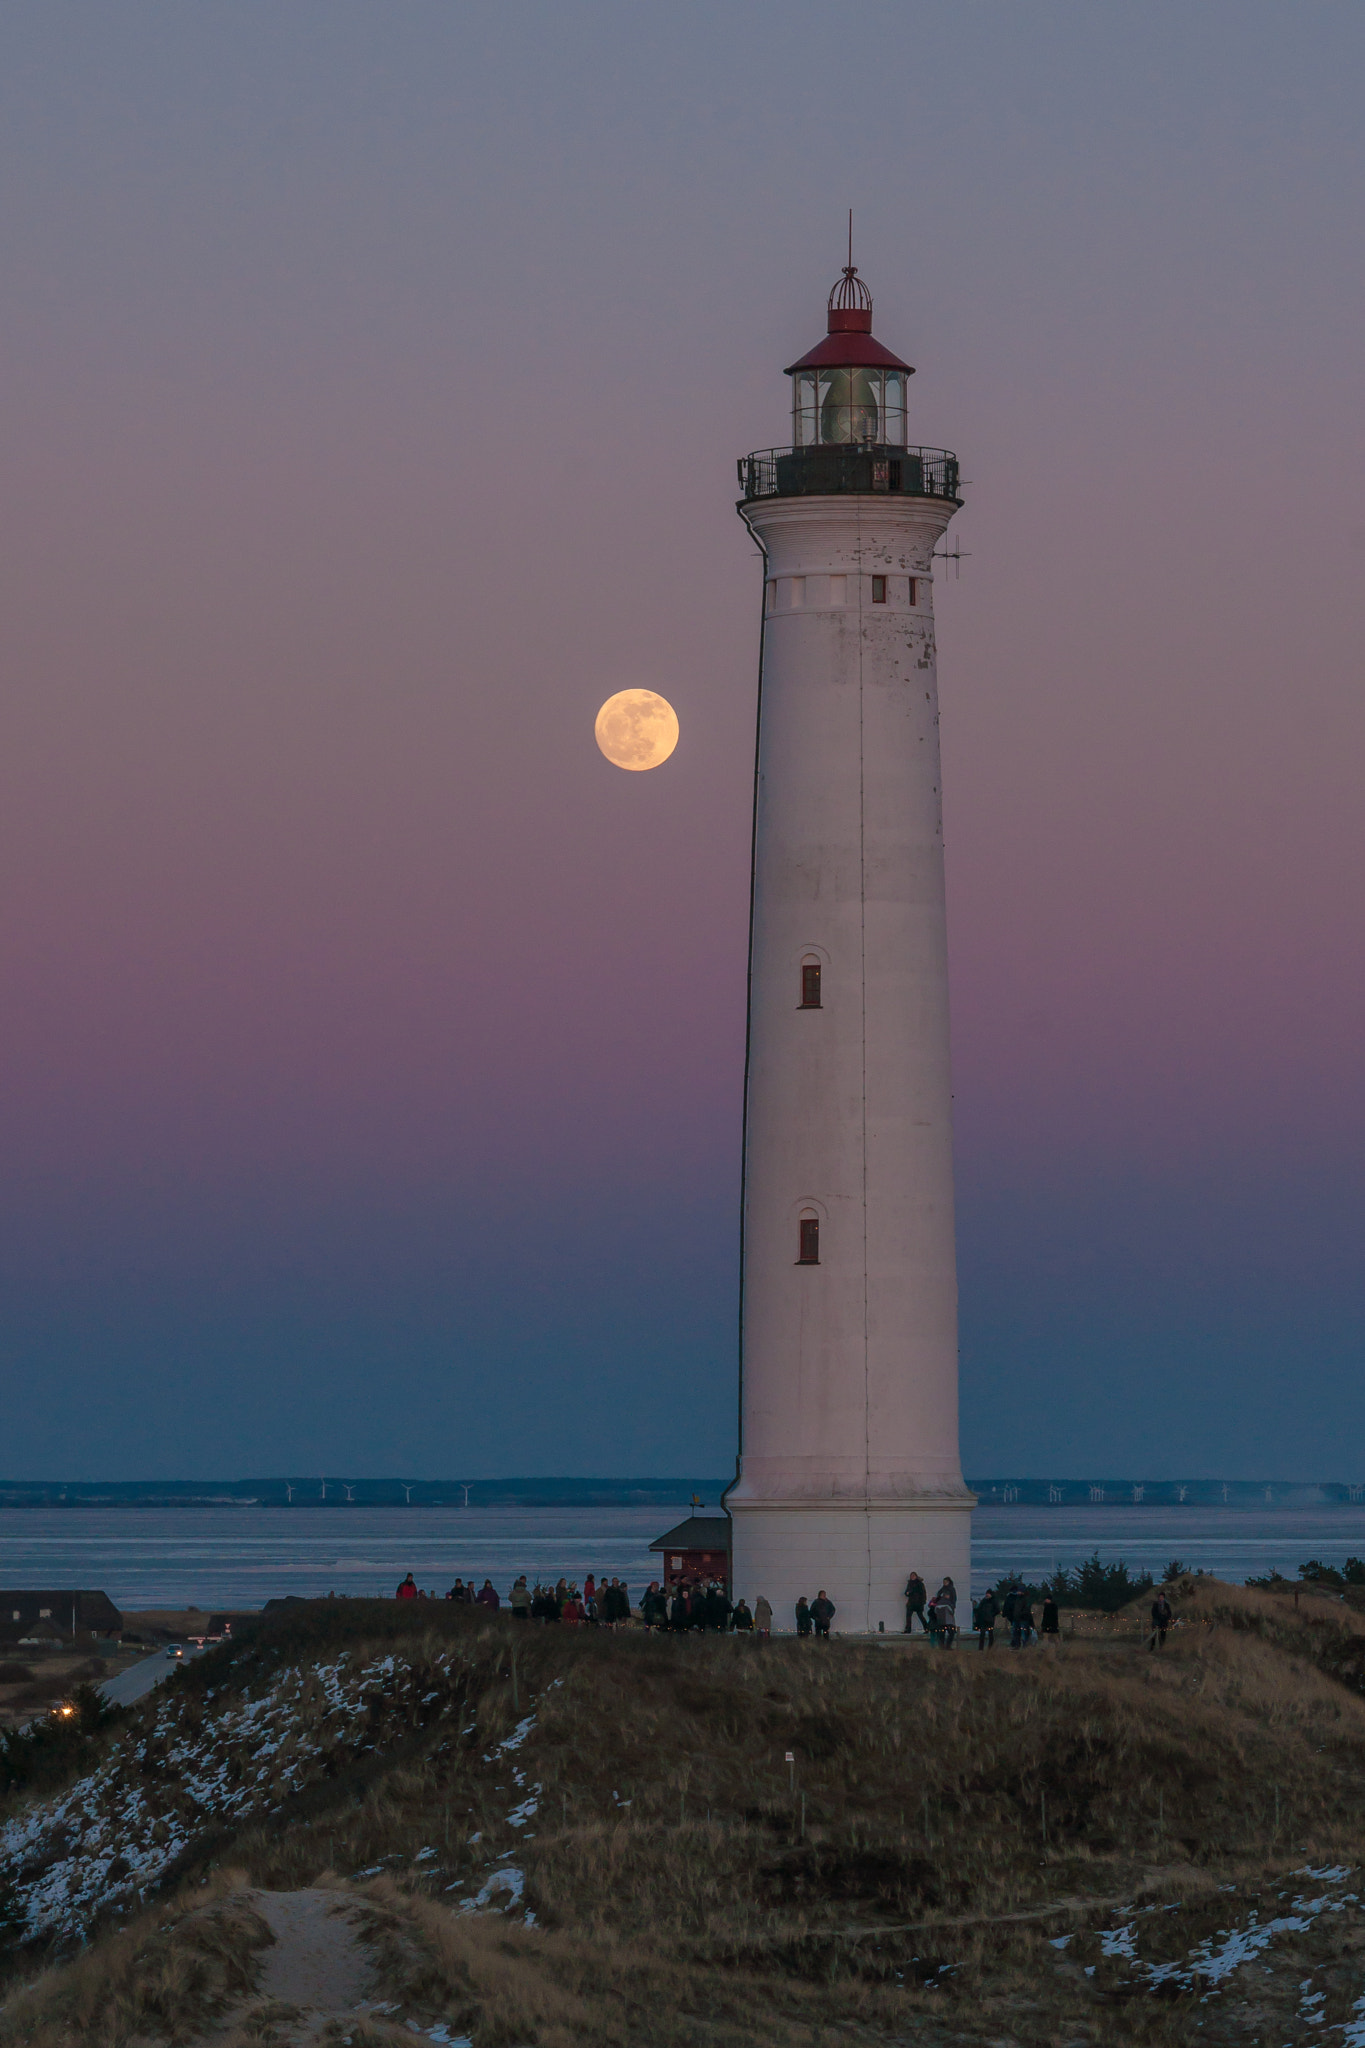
800;962;822;1008
798;1217;820;1265
871;576;887;603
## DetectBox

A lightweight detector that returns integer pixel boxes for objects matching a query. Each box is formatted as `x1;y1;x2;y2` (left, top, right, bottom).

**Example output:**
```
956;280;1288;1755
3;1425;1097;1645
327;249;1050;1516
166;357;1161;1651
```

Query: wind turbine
401;1483;414;1504
343;1484;356;1502
460;1484;471;1508
319;1478;327;1501
285;1482;295;1504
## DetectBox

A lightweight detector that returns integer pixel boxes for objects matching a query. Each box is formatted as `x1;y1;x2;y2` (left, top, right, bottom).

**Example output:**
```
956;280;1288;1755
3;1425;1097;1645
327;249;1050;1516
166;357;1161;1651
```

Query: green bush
0;1685;124;1798
987;1553;1155;1614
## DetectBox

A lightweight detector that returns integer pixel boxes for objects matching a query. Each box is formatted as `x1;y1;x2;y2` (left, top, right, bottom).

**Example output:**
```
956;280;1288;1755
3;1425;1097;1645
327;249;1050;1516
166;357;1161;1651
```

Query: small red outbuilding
648;1515;731;1593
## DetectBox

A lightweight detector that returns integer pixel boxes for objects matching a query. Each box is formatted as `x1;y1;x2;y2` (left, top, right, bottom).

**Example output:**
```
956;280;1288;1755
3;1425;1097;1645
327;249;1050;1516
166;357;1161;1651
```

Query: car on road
164;1643;184;1660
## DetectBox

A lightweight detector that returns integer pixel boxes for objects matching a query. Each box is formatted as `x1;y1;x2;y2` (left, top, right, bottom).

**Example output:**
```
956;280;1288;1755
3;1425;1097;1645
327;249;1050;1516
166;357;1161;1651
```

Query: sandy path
254;1889;374;2013
210;1888;388;2045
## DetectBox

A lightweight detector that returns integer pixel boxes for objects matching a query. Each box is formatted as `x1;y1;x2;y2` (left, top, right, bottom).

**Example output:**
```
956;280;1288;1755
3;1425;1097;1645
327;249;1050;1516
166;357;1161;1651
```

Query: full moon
594;689;679;771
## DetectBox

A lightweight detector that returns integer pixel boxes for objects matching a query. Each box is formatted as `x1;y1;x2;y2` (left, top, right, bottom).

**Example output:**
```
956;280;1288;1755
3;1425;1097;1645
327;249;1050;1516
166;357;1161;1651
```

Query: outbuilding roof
649;1516;732;1553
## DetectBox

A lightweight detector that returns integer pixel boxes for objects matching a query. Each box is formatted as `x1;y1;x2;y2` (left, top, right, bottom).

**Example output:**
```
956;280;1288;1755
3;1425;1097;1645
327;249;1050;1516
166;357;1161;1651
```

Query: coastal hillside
3;1580;1365;2044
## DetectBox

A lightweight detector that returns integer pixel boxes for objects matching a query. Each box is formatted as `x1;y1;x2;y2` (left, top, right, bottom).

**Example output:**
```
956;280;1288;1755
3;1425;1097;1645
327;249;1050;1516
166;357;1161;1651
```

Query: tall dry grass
8;1590;1365;2043
0;1870;270;2047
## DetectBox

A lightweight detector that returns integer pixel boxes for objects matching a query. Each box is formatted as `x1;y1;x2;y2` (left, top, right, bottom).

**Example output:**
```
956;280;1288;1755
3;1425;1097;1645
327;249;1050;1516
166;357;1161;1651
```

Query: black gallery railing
738;445;961;503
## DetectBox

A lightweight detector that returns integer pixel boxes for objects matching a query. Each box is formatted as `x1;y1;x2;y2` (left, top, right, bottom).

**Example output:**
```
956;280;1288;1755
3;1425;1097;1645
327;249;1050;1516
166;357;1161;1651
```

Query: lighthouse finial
828;214;872;321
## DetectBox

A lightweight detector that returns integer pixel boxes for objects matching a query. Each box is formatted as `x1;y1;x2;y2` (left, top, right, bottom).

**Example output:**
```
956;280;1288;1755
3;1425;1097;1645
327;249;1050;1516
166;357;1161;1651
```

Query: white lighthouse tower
725;258;973;1632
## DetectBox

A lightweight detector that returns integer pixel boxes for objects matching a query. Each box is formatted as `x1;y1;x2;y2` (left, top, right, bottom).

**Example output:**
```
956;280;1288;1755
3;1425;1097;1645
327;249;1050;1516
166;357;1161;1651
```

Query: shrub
1299;1559;1345;1588
0;1684;124;1797
988;1554;1154;1614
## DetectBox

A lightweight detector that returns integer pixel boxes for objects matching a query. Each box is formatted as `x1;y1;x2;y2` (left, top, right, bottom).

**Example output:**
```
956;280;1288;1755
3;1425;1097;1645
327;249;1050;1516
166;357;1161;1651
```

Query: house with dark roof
0;1591;122;1644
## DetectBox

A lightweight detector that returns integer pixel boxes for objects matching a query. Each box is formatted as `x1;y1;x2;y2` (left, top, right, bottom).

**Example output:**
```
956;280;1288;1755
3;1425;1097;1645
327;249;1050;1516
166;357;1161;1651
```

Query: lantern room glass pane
792;371;817;447
818;366;881;444
883;371;907;447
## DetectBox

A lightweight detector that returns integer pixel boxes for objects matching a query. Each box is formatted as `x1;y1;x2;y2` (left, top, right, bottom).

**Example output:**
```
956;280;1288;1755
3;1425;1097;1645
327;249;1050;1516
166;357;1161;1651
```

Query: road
100;1644;204;1708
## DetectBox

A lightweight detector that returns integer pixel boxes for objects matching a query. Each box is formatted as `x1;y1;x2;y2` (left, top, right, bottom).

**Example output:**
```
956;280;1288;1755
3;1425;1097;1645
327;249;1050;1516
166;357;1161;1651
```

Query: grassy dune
2;1578;1365;2043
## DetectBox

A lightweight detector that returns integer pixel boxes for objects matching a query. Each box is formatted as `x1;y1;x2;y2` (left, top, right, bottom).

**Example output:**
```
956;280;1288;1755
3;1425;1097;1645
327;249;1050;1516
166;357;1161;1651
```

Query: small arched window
797;1215;820;1265
800;958;822;1008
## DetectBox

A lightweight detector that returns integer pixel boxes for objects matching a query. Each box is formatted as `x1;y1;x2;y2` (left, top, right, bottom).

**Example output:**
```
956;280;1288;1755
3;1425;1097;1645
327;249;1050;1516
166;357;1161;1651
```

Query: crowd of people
394;1572;814;1637
394;1568;1175;1644
900;1571;1178;1650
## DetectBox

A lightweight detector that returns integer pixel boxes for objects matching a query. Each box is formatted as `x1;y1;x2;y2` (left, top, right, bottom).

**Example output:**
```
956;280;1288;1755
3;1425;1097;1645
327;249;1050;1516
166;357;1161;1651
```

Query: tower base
729;1500;973;1636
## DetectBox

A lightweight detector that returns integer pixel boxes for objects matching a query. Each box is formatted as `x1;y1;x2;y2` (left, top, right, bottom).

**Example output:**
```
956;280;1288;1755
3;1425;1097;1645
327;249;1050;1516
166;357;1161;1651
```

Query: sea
3;1501;1365;1610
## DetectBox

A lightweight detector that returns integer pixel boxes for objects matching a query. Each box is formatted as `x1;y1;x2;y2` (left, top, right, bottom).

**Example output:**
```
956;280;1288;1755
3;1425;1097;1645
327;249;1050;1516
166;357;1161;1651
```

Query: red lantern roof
784;262;914;377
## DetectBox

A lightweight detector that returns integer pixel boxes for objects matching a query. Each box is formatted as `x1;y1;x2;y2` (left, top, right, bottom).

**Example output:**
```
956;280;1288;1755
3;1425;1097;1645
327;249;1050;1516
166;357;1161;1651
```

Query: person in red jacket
475;1579;500;1610
396;1573;418;1600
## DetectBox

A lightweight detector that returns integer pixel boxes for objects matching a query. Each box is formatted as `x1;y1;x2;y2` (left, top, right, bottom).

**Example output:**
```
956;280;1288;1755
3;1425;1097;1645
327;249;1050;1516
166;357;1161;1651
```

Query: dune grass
5;1581;1365;2042
0;1870;270;2047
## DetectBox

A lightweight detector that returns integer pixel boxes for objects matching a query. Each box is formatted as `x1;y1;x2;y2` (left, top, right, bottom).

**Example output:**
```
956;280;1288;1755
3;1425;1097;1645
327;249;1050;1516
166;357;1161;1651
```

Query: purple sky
0;5;1361;1482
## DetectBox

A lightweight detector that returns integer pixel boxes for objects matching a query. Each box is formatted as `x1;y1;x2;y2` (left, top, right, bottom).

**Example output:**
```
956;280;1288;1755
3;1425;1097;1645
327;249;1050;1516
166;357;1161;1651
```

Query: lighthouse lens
818;366;881;444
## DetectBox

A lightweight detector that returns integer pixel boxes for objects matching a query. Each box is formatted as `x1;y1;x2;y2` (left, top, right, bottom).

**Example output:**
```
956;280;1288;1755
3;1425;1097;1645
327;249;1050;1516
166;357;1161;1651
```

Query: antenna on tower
848;207;853;270
932;540;971;578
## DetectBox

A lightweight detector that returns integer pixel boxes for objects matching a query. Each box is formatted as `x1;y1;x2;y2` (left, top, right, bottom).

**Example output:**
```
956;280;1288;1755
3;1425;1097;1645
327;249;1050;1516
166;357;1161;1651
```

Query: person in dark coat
475;1579;500;1610
732;1599;754;1632
811;1591;835;1639
795;1596;813;1638
904;1571;928;1634
1149;1590;1175;1650
1041;1594;1061;1643
705;1582;732;1632
1013;1595;1035;1647
974;1589;999;1649
670;1585;691;1631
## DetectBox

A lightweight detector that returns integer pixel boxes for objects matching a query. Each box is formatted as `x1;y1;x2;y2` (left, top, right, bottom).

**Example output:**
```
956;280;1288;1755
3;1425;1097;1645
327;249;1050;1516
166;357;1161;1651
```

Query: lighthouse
725;259;973;1633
